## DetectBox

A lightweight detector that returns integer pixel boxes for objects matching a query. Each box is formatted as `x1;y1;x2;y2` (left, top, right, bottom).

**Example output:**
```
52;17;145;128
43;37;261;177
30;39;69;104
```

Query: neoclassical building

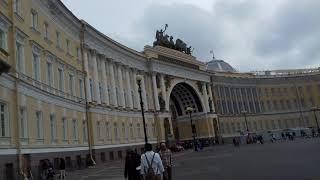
0;0;319;179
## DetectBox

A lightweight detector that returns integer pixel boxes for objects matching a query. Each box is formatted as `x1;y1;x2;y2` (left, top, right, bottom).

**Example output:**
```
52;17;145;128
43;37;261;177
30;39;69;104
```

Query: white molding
93;141;157;150
0;148;17;155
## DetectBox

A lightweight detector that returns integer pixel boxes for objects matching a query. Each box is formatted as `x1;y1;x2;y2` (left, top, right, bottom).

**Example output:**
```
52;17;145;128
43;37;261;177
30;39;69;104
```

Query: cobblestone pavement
67;138;320;180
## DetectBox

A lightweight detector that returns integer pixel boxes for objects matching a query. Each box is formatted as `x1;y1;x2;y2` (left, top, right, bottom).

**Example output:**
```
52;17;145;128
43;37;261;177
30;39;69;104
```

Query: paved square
69;138;320;180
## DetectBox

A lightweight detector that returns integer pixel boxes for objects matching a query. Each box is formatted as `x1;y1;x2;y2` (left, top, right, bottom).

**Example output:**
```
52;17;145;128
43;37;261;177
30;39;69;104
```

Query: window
76;47;80;59
47;62;53;86
286;100;292;110
129;123;133;138
105;122;110;139
56;31;61;48
99;83;103;101
0;18;8;51
31;10;38;29
72;119;78;140
20;108;27;138
122;122;126;139
0;103;9;137
114;123;118;139
69;74;74;96
16;41;24;72
97;121;101;139
36;111;43;139
152;123;155;137
50;115;56;142
79;79;84;98
58;68;64;91
32;48;40;80
62;118;67;140
14;0;21;15
89;79;93;98
44;23;49;39
66;39;70;54
83;120;87;142
137;123;141;138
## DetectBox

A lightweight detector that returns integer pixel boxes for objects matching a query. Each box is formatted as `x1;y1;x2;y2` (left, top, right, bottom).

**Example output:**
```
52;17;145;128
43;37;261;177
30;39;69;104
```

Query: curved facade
0;0;319;179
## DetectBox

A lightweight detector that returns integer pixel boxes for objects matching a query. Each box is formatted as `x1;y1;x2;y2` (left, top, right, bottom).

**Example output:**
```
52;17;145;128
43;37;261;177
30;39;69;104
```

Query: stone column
229;87;235;114
223;86;229;114
202;83;210;113
132;69;140;110
239;87;245;111
141;74;148;111
207;84;215;112
217;85;224;114
101;58;109;106
152;73;160;111
109;60;117;107
234;88;240;114
250;88;256;113
125;67;133;109
117;64;125;108
92;50;101;104
160;74;167;111
245;88;251;113
83;49;92;102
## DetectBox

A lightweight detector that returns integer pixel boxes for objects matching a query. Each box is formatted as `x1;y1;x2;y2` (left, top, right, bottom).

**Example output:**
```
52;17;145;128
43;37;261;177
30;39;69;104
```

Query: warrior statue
153;24;168;47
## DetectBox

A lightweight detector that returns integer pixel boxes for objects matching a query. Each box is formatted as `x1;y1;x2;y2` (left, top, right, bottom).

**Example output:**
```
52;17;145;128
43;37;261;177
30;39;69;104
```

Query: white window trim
0;15;10;51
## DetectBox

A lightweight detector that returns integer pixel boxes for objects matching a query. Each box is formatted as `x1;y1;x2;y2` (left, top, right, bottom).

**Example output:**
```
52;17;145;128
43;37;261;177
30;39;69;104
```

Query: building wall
212;73;320;138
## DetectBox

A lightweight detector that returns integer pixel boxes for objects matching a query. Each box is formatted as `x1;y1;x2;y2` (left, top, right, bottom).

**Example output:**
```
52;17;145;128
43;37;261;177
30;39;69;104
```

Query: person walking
59;158;66;179
124;150;141;180
159;142;172;180
140;143;164;180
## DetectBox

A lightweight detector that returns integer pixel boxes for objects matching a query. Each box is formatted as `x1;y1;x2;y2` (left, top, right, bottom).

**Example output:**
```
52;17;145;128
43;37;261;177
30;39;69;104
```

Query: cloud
62;0;320;71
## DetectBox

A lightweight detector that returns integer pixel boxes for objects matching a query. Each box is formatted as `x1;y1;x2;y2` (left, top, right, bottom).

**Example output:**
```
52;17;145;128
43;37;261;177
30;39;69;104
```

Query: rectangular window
62;118;67;140
31;11;38;29
83;120;87;142
76;47;80;59
0;103;8;137
79;79;83;98
20;108;27;138
89;79;93;98
32;52;40;80
105;122;110;139
97;121;101;139
73;119;77;140
0;29;8;51
50;115;56;142
14;0;21;15
36;111;43;139
56;31;60;48
66;39;70;54
47;62;52;86
69;74;74;96
58;68;64;91
44;23;49;39
16;42;23;72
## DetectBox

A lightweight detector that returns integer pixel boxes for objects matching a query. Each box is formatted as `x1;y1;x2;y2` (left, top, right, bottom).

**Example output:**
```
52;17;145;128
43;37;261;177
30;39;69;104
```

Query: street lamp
136;75;148;145
311;107;320;133
186;107;197;151
241;110;249;132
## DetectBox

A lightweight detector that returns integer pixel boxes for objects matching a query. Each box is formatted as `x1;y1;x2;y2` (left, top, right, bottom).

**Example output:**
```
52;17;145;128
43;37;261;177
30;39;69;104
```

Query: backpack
144;153;157;180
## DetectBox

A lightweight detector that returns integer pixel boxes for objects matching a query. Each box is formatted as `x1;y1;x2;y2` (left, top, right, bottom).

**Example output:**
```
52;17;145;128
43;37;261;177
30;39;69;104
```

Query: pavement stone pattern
67;138;320;180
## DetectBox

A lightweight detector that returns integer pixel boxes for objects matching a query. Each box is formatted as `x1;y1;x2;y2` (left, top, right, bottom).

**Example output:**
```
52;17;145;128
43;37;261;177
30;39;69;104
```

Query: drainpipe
80;21;95;165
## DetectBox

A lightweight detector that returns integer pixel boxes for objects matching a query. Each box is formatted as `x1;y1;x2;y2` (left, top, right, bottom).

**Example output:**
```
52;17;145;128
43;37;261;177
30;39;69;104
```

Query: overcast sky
62;0;320;72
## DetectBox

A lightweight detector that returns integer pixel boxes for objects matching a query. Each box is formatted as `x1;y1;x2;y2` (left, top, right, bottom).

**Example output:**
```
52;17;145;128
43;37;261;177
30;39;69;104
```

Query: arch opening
168;82;203;140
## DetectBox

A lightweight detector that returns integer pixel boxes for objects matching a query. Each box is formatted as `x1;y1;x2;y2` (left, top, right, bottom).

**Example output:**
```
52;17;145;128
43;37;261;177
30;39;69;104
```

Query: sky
62;0;320;72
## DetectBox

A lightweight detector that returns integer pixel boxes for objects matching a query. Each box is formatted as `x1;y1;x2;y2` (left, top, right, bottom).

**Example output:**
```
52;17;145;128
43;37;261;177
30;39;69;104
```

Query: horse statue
175;39;187;53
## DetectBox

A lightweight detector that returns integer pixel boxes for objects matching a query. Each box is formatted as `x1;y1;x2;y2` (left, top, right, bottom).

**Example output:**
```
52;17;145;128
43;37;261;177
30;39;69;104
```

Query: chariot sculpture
153;24;193;55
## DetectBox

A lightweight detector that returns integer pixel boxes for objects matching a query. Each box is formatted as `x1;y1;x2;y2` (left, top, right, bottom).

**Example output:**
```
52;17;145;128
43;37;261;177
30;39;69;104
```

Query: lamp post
241;110;249;132
136;75;148;145
311;107;320;133
186;107;197;151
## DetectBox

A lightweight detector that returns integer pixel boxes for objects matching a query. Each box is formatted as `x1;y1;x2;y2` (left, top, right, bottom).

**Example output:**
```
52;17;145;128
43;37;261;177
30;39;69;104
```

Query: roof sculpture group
153;24;193;55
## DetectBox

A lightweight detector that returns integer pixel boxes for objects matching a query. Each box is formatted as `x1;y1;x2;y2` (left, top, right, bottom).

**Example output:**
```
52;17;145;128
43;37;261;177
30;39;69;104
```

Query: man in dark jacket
124;150;141;180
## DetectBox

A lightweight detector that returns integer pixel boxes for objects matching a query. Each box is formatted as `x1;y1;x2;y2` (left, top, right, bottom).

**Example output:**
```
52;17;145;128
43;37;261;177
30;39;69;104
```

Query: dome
206;59;237;72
